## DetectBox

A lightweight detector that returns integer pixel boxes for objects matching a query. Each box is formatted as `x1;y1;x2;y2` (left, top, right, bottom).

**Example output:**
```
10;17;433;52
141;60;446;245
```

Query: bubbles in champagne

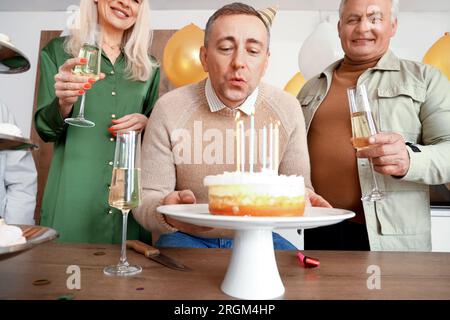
351;111;373;149
73;43;101;80
108;168;141;211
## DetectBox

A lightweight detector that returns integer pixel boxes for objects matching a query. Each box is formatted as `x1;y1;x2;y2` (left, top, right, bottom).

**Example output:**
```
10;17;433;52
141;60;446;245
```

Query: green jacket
298;50;450;251
35;37;160;243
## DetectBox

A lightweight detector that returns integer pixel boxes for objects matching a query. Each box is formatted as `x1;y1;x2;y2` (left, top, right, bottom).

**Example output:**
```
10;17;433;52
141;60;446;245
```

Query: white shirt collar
205;77;258;115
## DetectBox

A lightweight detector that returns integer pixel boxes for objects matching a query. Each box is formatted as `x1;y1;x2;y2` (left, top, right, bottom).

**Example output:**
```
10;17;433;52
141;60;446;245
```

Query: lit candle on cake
249;108;255;173
240;119;245;172
262;125;267;170
269;122;273;171
274;121;280;172
235;112;241;172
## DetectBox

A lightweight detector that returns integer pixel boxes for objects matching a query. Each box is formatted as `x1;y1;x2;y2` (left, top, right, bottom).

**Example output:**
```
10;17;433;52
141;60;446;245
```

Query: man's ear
262;50;270;75
391;18;398;37
337;20;342;39
199;46;208;73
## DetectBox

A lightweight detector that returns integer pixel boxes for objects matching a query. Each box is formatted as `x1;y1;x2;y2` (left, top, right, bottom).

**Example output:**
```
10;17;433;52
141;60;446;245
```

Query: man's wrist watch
405;141;421;152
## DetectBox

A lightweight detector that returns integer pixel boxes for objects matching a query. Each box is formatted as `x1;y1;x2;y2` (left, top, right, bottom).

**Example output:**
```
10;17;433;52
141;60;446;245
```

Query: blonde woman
35;0;160;243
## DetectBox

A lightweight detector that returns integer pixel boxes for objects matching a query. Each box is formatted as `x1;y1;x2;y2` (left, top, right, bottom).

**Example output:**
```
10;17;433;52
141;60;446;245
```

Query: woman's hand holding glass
54;57;105;119
108;113;149;136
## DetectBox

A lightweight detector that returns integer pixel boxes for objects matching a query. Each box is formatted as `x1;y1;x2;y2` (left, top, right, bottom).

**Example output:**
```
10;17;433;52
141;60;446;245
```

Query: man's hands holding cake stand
163;190;214;233
305;188;332;208
162;188;332;233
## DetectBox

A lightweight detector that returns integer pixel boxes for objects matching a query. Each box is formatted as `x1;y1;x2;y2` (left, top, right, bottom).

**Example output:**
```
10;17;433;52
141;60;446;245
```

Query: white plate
0;133;38;150
157;204;355;231
0;225;58;261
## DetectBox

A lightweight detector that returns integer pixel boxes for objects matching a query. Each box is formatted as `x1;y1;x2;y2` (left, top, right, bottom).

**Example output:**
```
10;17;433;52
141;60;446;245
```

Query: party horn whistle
297;252;320;268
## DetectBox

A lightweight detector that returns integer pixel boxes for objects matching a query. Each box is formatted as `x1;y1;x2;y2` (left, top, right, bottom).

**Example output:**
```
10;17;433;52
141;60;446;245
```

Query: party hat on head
258;5;279;28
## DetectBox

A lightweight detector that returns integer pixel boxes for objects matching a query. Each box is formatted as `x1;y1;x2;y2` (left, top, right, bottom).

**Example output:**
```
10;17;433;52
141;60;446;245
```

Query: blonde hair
65;0;157;82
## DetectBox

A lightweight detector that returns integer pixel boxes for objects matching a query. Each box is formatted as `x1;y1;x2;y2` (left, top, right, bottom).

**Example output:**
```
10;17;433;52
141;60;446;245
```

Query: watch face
406;142;421;153
430;184;450;208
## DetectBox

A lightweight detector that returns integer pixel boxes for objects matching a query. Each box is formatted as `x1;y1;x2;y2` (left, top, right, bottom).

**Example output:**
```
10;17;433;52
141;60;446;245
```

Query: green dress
35;37;160;243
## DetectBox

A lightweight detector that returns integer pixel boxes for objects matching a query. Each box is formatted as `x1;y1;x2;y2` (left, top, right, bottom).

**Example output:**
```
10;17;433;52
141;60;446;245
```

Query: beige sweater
133;80;312;239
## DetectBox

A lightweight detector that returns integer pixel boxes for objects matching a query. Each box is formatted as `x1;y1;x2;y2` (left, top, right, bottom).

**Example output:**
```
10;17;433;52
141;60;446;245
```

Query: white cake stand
157;204;355;300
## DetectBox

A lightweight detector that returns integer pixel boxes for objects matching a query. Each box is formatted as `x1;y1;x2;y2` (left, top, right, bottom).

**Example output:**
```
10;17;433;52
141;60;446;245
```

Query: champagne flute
104;131;142;276
347;84;384;201
65;24;102;128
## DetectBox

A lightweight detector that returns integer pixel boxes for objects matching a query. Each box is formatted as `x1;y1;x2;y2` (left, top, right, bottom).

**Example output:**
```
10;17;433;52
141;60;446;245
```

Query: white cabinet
431;209;450;252
278;208;450;252
276;229;303;250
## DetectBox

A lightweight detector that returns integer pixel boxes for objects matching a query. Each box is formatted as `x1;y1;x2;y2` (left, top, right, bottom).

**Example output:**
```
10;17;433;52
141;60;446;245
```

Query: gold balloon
423;32;450;80
284;72;306;96
163;23;208;87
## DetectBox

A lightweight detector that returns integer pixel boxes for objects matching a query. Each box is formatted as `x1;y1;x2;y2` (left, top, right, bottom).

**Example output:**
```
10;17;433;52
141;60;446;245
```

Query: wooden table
1;242;449;300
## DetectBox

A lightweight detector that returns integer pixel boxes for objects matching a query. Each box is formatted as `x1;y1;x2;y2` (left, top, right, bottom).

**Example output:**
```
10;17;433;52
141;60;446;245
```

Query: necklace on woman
103;42;121;51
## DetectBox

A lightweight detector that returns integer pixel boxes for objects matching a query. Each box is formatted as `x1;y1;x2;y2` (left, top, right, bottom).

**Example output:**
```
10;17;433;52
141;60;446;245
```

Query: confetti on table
93;251;106;256
32;279;51;286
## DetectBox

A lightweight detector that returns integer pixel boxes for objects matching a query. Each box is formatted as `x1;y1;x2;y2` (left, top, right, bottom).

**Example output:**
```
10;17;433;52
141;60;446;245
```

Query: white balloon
298;21;344;80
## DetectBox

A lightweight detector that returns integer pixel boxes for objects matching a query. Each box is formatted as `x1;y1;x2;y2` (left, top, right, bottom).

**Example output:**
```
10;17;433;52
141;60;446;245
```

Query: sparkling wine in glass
65;25;102;128
347;84;384;201
104;131;142;276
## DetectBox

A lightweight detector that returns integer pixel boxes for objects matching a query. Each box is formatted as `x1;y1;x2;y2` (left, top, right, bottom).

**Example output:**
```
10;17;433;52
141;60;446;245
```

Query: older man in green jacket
298;0;450;251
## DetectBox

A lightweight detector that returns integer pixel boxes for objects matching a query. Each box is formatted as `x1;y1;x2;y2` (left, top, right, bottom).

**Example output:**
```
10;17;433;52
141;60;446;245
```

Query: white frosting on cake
204;170;304;197
0;219;26;247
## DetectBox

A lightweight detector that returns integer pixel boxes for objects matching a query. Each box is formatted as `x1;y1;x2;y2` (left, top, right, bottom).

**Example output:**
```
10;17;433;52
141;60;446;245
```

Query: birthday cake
203;170;305;217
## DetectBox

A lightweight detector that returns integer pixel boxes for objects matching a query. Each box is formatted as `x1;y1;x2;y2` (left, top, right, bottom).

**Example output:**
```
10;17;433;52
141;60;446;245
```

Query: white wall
0;9;449;137
0;8;449;250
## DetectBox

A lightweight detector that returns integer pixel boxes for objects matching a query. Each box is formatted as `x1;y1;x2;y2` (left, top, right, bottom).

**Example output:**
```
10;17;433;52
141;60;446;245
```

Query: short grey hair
339;0;399;22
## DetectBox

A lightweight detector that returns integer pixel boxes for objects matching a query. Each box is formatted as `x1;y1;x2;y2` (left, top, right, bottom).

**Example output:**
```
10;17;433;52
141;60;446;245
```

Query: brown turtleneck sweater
307;55;380;224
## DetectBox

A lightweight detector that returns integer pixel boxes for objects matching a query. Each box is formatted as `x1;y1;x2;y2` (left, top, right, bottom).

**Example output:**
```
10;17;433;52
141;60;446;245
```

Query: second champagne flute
104;131;142;276
65;24;102;128
347;84;385;202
